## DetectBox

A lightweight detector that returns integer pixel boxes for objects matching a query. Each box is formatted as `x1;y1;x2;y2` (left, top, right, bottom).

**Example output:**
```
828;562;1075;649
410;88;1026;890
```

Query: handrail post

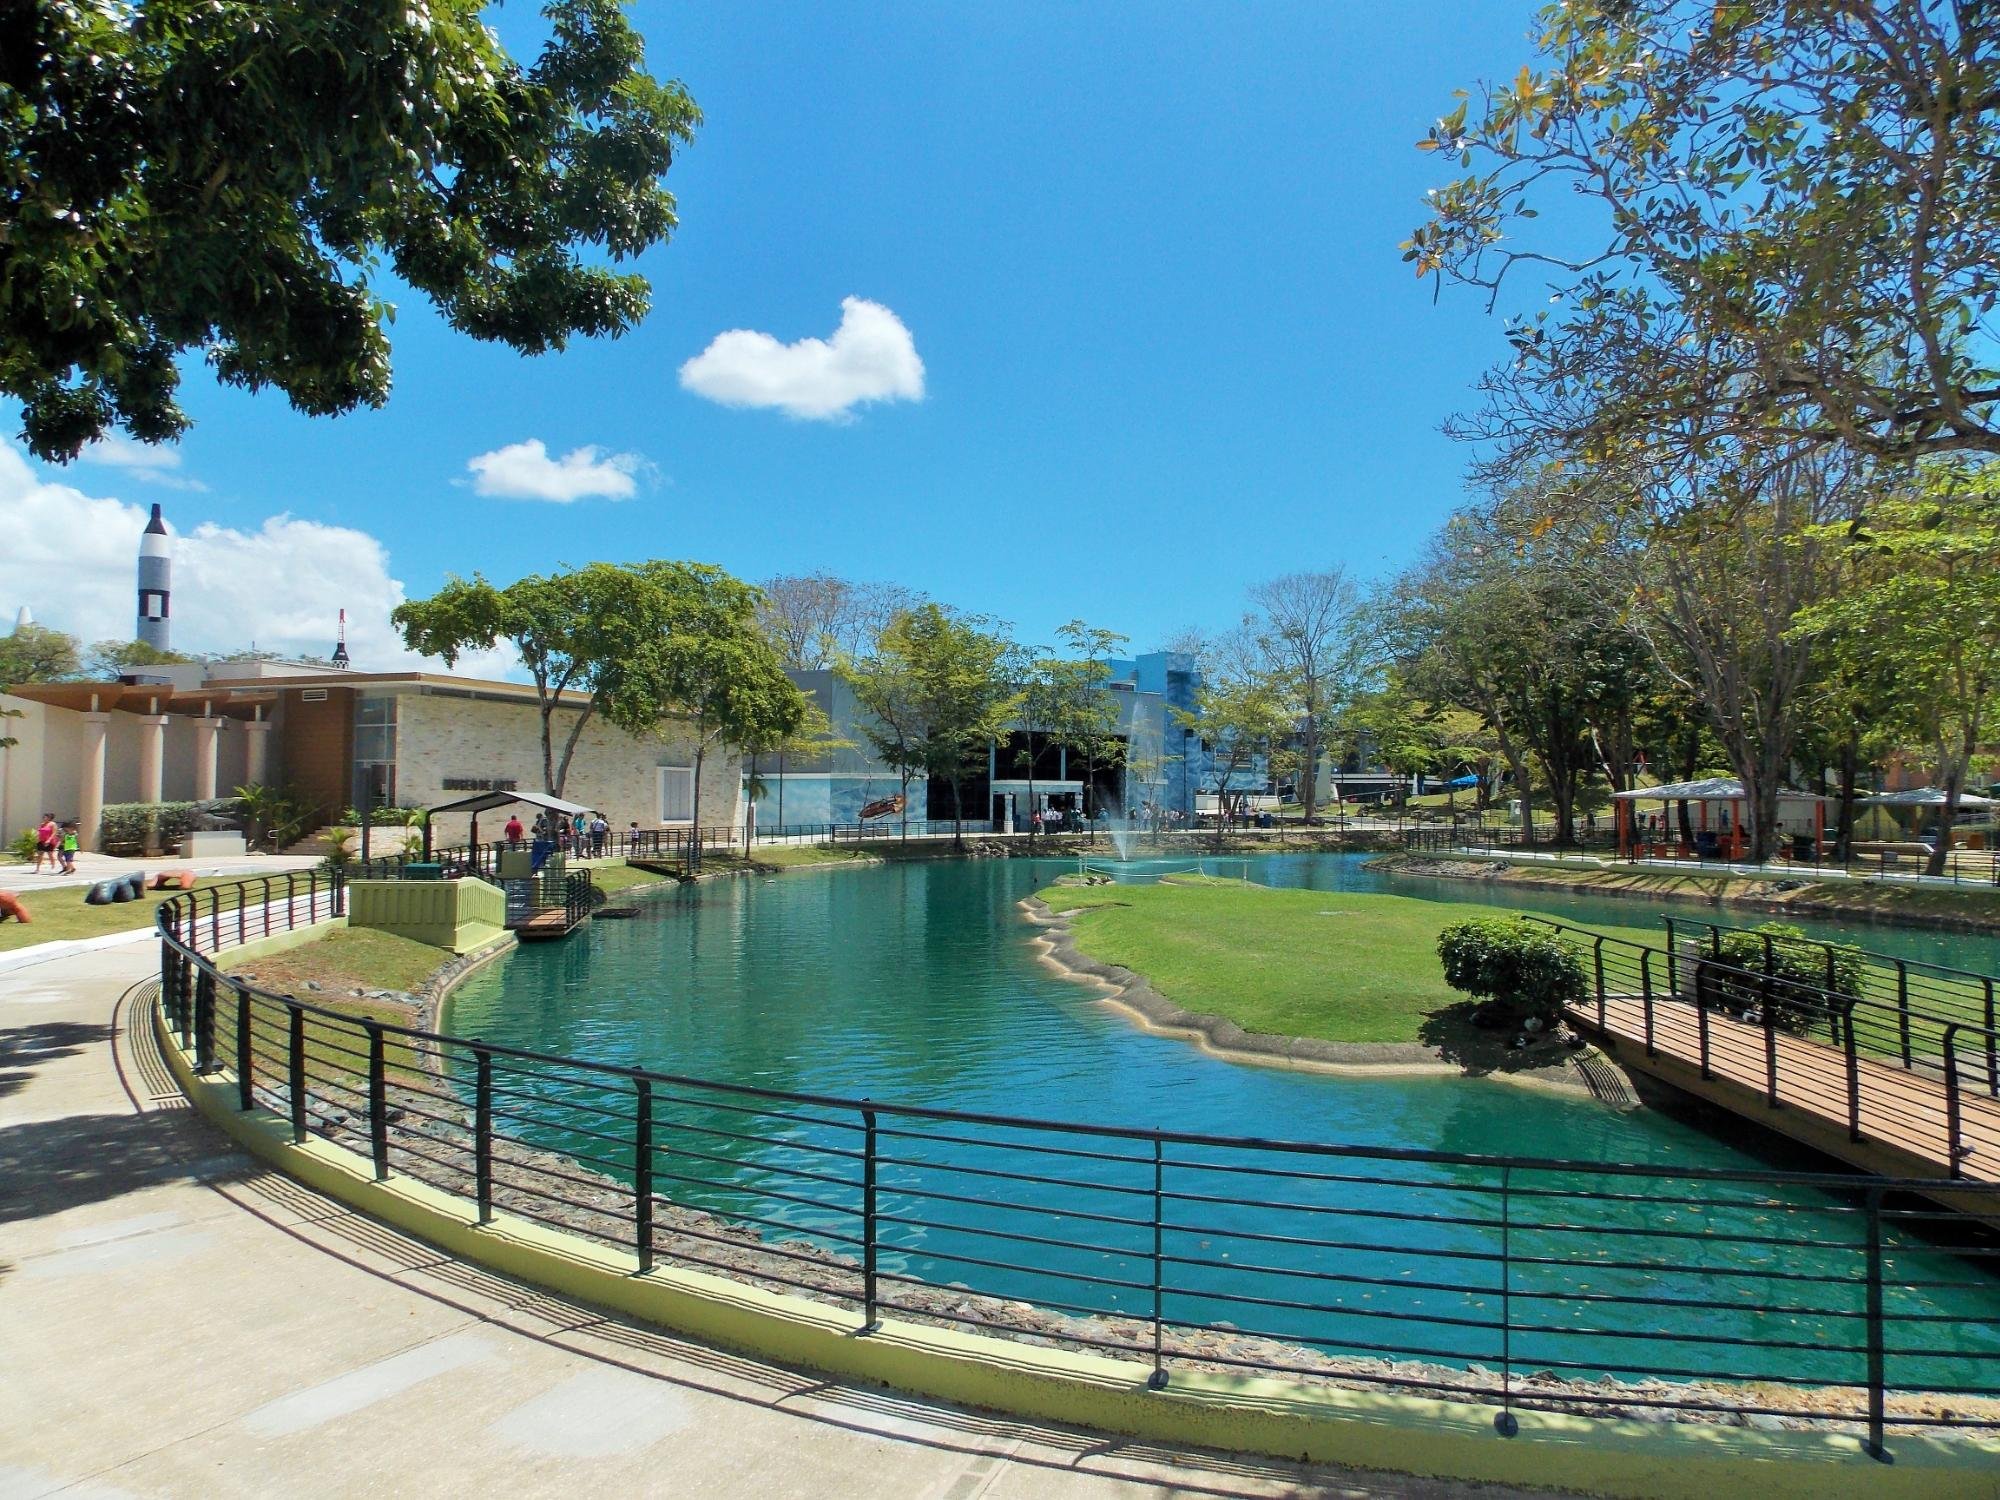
1591;937;1605;1025
1640;949;1656;1058
1863;1188;1888;1462
1697;998;1712;1081
262;876;273;938
288;1005;307;1141
861;1105;879;1329
1985;978;1998;1099
208;888;220;951
1149;1135;1167;1390
1494;1164;1517;1436
634;1077;654;1272
236;985;253;1110
475;1045;494;1223
194;967;217;1074
365;1021;389;1179
1662;918;1678;994
1844;1001;1862;1143
1945;1028;1964;1180
1762;987;1780;1110
1895;960;1912;1067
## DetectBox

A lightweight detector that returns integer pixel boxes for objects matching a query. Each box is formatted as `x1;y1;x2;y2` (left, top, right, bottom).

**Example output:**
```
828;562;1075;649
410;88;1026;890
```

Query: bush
1701;922;1862;1034
1436;917;1587;1026
9;830;38;864
98;799;241;855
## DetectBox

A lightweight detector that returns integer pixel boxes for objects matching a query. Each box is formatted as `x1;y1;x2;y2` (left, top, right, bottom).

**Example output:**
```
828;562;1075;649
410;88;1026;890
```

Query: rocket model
137;503;172;650
331;608;351;669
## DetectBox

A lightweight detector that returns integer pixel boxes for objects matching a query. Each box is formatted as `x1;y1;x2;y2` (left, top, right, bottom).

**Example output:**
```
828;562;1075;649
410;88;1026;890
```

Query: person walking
589;813;609;857
33;813;57;873
57;821;79;875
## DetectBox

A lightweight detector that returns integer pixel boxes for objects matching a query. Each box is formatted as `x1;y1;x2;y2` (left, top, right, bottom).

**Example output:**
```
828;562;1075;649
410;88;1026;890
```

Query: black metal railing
1527;918;2000;1181
1662;916;2000;1094
154;878;2000;1456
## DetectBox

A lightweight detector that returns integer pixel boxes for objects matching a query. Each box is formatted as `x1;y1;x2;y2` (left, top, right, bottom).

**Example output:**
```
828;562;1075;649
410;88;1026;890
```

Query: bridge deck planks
1573;994;2000;1185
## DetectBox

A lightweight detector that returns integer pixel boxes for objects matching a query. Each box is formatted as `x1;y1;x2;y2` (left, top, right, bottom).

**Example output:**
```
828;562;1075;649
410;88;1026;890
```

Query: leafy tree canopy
1412;1;2000;465
0;623;84;684
3;0;698;460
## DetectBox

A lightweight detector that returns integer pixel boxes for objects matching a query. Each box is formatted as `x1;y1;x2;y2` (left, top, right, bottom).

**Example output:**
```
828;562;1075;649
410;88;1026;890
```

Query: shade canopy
1612;778;1825;803
1859;787;1995;808
421;789;592;821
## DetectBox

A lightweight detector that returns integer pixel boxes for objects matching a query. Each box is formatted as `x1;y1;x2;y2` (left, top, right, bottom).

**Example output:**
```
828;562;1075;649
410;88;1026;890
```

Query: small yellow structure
345;877;506;954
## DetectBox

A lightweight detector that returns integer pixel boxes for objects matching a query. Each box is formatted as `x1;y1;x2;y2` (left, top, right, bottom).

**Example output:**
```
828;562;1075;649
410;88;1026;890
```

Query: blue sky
4;2;1550;664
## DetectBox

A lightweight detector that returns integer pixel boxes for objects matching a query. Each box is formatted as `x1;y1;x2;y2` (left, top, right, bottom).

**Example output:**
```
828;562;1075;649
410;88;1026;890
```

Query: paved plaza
0;943;1541;1500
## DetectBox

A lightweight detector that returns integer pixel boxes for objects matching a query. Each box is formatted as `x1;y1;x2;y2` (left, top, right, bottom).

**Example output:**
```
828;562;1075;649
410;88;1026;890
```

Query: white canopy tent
1610;779;1828;856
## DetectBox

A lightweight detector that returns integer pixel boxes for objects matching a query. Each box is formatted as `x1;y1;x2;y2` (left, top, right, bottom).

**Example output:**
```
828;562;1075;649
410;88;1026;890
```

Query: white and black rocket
137;503;172;650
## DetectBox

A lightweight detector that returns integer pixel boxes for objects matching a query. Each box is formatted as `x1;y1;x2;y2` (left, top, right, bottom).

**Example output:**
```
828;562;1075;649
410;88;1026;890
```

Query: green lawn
579;860;676;896
1036;878;1659;1045
0;876;246;952
217;927;447;1085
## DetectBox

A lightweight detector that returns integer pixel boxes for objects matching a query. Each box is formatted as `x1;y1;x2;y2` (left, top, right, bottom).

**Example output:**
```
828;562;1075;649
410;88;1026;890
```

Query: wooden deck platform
511;907;586;942
1571;994;2000;1204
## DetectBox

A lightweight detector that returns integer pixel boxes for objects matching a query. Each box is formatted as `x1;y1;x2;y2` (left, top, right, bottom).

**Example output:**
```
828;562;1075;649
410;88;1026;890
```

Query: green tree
1247;569;1365;821
0;624;84;684
393;561;731;797
1045;621;1129;822
5;0;698;460
85;638;193;679
1172;646;1292;850
1798;465;2000;874
1411;0;2000;465
839;605;1021;845
600;570;809;862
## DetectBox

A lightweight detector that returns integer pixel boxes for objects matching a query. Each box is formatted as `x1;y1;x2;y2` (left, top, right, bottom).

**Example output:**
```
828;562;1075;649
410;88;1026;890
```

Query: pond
442;853;2000;1395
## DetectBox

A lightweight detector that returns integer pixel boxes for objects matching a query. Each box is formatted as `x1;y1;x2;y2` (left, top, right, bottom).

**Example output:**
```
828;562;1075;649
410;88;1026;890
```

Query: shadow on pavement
0;1019;115;1100
0;1110;251;1222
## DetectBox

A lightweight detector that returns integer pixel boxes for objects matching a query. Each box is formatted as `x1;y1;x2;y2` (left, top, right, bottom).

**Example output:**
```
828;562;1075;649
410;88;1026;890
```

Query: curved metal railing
154;876;2000;1456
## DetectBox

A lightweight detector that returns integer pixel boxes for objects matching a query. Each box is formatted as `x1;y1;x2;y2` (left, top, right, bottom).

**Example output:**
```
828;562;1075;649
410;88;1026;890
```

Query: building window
352;696;397;809
658;765;694;823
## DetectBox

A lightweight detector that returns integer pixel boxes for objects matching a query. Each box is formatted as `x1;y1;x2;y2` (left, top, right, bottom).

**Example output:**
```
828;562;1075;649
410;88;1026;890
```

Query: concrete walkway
2;850;323;894
0;946;1544;1499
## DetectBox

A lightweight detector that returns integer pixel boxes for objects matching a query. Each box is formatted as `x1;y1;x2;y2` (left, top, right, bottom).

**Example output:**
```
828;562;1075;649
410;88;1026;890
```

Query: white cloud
678;296;925;421
80;435;208;491
464;439;648;503
0;444;516;678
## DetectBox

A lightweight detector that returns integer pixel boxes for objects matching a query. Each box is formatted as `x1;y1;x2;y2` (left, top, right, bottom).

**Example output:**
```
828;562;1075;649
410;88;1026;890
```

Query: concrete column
79;711;110;852
241;718;271;789
137;713;168;805
194;713;222;802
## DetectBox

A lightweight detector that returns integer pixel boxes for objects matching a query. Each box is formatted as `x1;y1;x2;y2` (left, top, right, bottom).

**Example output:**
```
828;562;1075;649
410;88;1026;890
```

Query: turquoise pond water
443;853;2000;1390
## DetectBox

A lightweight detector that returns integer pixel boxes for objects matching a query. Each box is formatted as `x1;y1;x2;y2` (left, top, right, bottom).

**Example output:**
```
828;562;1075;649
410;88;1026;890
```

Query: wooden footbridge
1535;920;2000;1214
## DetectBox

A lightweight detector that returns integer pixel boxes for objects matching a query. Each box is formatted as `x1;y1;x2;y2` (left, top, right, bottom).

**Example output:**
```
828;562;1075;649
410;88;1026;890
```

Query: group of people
499;809;625;858
29;813;79;875
1132;801;1191;835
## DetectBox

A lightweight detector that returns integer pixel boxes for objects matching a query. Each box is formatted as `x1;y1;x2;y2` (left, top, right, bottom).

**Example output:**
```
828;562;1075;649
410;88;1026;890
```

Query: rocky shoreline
1375;852;2000;935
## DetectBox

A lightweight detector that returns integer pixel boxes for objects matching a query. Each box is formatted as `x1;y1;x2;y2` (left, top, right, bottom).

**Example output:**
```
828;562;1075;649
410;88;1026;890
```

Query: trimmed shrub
1437;917;1587;1026
1700;922;1862;1034
97;799;242;855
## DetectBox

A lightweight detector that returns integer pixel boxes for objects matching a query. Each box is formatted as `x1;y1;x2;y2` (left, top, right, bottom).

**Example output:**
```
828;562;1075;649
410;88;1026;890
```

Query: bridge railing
1529;918;2000;1180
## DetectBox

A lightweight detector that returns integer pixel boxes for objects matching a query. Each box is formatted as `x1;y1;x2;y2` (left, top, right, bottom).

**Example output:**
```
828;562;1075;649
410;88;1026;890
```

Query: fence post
475;1045;494;1223
1863;1188;1888;1462
262;876;273;938
1494;1164;1517;1436
208;889;220;952
236;985;254;1110
861;1105;879;1329
1945;1029;1964;1180
194;967;217;1075
1592;938;1605;1026
1985;978;1998;1099
634;1077;654;1271
1640;949;1656;1058
1895;960;1912;1066
289;1006;307;1142
1844;1002;1862;1143
1149;1135;1168;1390
1762;987;1781;1110
365;1021;389;1179
1697;999;1712;1081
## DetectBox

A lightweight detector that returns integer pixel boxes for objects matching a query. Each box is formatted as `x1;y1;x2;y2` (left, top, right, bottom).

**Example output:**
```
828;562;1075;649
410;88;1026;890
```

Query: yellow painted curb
155;1003;2000;1498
